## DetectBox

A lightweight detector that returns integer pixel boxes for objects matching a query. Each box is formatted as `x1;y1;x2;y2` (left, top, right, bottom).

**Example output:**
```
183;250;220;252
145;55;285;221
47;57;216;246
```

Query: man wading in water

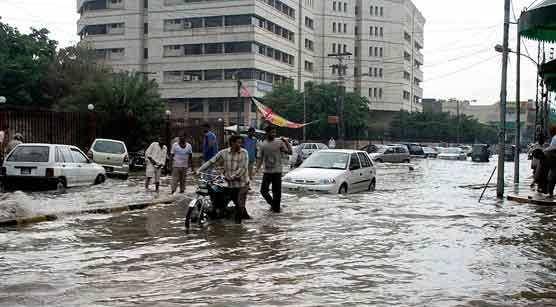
256;126;292;213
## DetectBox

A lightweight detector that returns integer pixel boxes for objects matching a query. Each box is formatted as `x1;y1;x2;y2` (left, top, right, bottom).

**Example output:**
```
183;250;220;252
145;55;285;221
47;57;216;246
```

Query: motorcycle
184;173;245;229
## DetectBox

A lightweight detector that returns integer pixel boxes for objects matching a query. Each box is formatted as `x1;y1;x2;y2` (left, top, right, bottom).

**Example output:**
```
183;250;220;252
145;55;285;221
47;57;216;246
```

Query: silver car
369;145;411;163
88;139;130;179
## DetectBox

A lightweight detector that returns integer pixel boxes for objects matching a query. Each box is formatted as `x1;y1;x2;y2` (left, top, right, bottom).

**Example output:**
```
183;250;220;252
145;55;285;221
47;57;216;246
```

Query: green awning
519;0;556;42
541;59;556;91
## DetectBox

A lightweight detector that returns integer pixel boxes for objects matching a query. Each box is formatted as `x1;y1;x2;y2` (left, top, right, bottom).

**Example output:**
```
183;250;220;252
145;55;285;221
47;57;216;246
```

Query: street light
165;109;172;117
0;96;6;104
87;104;95;111
495;44;539;66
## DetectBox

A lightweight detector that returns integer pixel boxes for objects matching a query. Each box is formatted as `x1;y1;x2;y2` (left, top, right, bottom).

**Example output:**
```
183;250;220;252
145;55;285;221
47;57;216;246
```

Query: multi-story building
77;0;424;126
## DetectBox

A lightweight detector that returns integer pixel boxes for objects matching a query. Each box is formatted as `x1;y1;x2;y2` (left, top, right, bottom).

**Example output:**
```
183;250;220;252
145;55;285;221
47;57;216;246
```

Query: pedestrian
5;133;23;154
550;125;556;146
328;137;336;149
203;124;218;162
256;126;292;213
170;135;193;194
145;137;167;193
243;127;258;180
197;135;250;224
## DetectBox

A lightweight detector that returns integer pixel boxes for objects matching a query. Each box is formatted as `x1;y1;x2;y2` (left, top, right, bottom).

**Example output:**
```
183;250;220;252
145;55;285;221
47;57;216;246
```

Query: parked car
360;144;388;154
471;144;490;162
289;143;328;168
405;143;426;158
438;147;467;160
88;138;130;179
1;144;106;191
369;145;411;163
460;145;473;157
283;149;376;194
422;147;438;158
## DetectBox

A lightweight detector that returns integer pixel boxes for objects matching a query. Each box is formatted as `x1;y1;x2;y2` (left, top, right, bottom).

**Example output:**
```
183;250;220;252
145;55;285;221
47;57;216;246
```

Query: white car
1;144;106;190
88;138;130;179
283;149;376;194
438;147;468;160
289;143;328;168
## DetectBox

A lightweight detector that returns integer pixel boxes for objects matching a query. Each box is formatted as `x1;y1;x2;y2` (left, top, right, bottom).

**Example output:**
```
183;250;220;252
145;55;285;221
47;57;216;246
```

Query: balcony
78;0;123;13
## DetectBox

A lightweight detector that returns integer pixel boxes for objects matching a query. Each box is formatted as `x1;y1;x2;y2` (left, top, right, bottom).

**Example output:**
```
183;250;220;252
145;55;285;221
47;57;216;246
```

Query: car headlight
319;178;336;184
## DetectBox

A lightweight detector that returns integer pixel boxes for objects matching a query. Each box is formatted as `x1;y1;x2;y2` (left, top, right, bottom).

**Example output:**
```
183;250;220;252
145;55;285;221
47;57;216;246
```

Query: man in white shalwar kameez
145;138;167;192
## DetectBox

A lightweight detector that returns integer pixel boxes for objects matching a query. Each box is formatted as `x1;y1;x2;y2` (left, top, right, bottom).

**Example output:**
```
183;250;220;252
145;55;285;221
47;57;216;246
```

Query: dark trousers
261;173;282;212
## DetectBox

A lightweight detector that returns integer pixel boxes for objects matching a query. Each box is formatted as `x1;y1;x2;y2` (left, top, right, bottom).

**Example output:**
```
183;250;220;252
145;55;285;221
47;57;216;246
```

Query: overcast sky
0;0;549;105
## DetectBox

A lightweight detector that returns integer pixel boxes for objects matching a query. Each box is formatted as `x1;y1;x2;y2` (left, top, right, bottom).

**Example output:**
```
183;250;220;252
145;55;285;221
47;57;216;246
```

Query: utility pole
410;9;415;113
237;79;242;128
497;0;510;199
456;100;461;144
328;51;352;148
303;90;307;141
514;19;521;184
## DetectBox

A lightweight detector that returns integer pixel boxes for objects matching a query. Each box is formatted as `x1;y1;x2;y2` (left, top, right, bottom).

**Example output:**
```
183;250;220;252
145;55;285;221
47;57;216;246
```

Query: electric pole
514;17;521;184
237;79;242;128
497;0;510;199
328;51;352;149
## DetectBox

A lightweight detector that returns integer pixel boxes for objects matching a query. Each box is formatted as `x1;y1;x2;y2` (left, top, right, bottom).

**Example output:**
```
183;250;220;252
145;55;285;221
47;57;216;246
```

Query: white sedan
283;149;376;194
438;147;468;160
1;143;106;191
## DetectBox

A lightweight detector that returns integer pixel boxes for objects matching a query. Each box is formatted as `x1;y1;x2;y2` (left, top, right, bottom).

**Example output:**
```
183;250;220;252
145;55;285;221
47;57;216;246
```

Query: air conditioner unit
192;75;200;81
183;75;191;81
183;22;192;29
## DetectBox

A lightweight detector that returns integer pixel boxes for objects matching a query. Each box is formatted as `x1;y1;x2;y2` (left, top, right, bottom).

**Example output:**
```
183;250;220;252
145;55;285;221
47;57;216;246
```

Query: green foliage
263;82;370;140
0;22;57;106
389;111;498;144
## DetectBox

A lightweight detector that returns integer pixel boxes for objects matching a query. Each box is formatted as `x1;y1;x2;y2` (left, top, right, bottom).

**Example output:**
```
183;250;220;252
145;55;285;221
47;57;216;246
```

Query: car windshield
301;152;349;170
445;148;462;154
93;140;125;154
7;146;50;162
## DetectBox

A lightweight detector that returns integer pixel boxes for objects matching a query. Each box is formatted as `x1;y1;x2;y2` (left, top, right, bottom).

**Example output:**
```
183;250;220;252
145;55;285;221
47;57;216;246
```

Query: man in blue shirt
242;127;258;180
202;124;218;162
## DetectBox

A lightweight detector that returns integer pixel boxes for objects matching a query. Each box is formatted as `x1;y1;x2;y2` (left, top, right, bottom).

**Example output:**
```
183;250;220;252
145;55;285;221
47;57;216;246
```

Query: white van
1;144;106;190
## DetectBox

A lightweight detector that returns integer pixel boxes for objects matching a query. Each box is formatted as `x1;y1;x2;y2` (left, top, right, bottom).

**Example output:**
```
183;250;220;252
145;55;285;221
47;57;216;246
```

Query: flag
252;97;316;129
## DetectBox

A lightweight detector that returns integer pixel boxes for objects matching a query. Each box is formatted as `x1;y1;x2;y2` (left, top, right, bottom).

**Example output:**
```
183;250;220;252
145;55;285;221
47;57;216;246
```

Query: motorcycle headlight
319;178;336;184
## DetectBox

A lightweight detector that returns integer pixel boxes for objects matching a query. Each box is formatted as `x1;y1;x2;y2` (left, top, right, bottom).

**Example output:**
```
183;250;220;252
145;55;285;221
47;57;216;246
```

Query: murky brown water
2;156;556;306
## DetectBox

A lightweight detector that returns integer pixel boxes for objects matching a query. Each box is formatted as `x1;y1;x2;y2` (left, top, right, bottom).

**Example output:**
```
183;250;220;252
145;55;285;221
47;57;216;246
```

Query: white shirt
551;135;556;147
171;142;193;168
145;142;167;166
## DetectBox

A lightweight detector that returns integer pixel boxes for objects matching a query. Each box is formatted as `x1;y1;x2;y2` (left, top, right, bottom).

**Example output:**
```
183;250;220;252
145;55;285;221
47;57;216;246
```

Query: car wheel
57;178;67;193
94;174;105;185
338;183;348;194
404;159;410;163
368;179;376;192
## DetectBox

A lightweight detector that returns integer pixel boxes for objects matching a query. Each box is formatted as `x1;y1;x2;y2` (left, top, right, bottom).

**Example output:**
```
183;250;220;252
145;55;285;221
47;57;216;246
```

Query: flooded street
2;157;556;306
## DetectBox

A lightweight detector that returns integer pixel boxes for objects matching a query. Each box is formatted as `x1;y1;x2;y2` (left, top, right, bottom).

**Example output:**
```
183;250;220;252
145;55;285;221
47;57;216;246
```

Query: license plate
20;168;31;175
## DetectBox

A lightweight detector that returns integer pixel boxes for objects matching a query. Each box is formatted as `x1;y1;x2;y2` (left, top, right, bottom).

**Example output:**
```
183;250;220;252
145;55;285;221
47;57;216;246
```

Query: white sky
0;0;550;105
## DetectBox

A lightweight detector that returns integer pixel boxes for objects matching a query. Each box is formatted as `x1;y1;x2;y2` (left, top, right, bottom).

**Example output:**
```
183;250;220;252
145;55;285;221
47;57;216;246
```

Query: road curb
0;197;178;229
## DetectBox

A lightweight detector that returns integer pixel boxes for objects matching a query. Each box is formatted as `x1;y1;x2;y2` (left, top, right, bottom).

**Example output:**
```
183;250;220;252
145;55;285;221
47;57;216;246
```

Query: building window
370;6;373;16
333;1;336;11
304;61;314;72
404;51;411;61
355;5;359;15
355;26;358;35
375;6;379;16
205;43;223;54
379;68;383;78
205;70;223;81
343;23;347;33
305;17;314;29
380;47;383;57
144;0;148;9
403;90;410;100
370;27;373;36
332;43;336;53
354;46;359;56
209;100;224;113
374;47;378;56
343;3;347;12
343;44;347;53
305;39;314;51
403;71;410;80
379;88;383;98
143;48;148;59
380;7;384;16
205;16;223;27
374;88;378;98
188;100;203;113
333;22;336;33
224;42;251;53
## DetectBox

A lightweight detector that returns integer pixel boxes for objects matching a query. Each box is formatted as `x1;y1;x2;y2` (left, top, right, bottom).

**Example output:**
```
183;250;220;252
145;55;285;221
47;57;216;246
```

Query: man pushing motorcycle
196;135;249;224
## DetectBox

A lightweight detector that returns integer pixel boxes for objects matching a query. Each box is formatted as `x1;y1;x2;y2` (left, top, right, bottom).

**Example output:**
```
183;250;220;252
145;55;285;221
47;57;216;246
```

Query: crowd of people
144;124;292;223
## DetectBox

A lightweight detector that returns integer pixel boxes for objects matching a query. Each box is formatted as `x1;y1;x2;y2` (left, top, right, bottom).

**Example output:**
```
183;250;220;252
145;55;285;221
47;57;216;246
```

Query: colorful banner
252;97;315;129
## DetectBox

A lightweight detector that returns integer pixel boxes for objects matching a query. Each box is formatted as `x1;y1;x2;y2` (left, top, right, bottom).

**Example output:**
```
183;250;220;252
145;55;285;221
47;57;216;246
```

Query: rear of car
88;139;129;179
1;144;58;189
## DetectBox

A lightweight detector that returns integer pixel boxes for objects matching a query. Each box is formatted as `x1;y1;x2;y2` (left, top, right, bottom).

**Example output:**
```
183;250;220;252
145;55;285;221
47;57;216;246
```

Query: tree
389;111;498;144
55;71;166;150
0;21;57;106
263;82;370;140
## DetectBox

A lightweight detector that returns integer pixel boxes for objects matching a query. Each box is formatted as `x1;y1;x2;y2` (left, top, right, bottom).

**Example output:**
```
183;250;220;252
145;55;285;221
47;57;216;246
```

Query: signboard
328;116;339;124
256;81;273;93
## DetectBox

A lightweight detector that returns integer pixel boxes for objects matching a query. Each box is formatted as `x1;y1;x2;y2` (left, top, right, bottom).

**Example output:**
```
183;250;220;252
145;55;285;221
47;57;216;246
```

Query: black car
471;144;490;162
404;143;426;157
360;144;387;154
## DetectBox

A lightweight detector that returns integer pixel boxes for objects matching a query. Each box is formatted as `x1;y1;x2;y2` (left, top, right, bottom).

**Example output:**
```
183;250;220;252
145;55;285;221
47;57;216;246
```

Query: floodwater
2;156;556;306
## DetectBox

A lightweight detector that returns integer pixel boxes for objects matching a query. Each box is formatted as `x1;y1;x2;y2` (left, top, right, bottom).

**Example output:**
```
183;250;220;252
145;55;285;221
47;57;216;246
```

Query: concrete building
77;0;424;125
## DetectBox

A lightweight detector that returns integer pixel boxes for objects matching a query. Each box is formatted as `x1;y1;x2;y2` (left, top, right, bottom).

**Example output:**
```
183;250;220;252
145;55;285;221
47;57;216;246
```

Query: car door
59;146;77;186
347;153;363;192
383;147;395;163
357;152;373;189
71;147;96;185
395;147;405;162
